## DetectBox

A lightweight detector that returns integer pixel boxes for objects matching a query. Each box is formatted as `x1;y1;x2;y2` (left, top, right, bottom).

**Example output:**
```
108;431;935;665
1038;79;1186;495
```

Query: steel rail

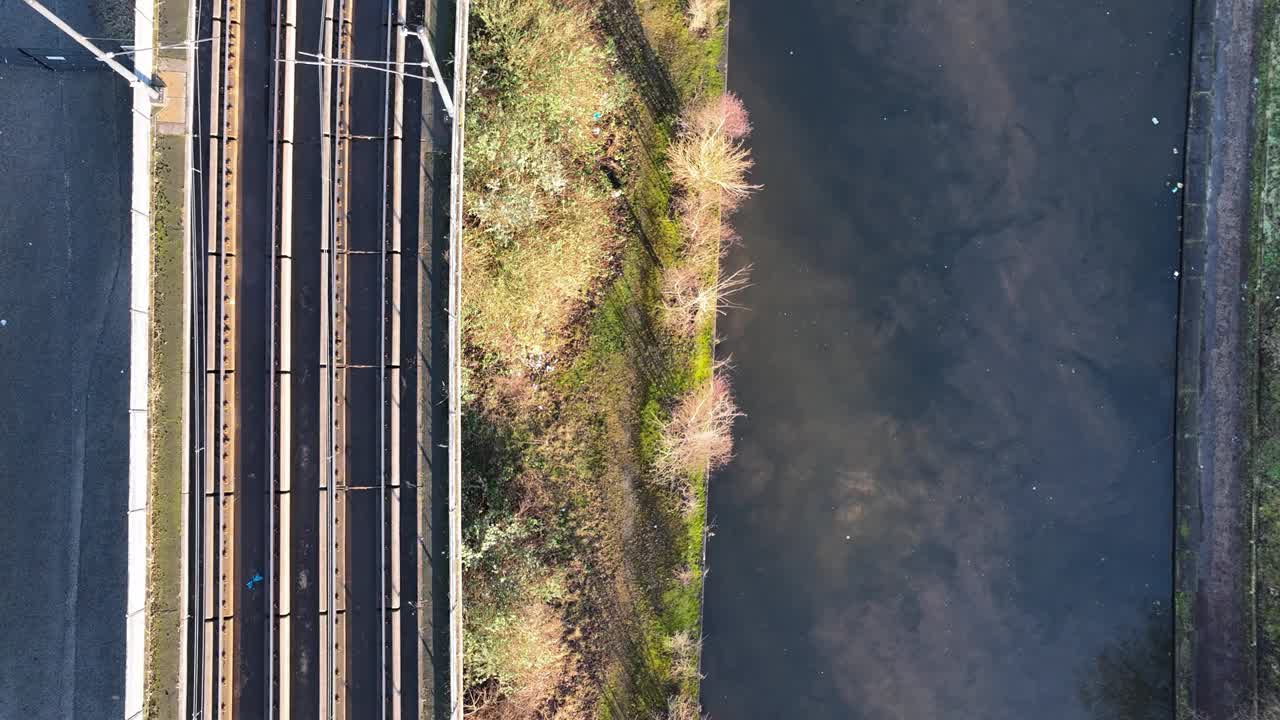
265;0;290;708
333;0;353;710
447;0;469;714
213;0;239;704
274;0;299;712
387;0;408;712
377;0;394;712
316;0;338;714
204;0;238;708
184;0;208;712
318;0;350;711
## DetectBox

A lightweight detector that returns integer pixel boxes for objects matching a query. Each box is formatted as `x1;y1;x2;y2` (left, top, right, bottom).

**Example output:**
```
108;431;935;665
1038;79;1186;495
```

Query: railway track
184;0;454;714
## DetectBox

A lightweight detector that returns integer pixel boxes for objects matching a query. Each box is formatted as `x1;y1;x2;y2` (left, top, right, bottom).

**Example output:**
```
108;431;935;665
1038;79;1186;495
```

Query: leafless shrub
656;368;742;480
686;92;752;140
669;129;760;208
674;565;699;587
671;93;758;273
686;0;725;36
666;630;704;683
661;694;704;720
661;263;751;336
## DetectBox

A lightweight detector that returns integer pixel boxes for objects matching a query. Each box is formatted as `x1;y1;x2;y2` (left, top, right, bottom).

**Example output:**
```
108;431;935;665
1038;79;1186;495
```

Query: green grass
143;136;186;720
584;6;728;710
155;0;188;48
1252;0;1280;702
635;0;725;100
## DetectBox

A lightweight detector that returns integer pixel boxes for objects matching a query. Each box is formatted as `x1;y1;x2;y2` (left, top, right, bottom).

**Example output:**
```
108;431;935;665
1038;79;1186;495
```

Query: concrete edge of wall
694;0;731;704
175;0;198;712
1175;3;1213;715
447;0;468;717
124;1;155;717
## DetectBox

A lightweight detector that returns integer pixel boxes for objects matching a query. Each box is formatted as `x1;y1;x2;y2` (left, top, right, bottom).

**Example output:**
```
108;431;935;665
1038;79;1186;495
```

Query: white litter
1173;147;1179;155
0;319;6;327
1174;270;1181;278
1152;117;1160;125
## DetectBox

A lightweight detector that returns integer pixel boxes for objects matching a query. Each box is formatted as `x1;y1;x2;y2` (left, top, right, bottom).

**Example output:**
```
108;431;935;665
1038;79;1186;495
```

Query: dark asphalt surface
0;1;132;718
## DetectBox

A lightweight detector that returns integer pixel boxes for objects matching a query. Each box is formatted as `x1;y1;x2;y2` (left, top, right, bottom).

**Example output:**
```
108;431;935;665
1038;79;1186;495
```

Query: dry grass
463;1;748;714
464;0;630;362
465;599;569;719
685;0;725;36
463;185;621;362
656;367;742;481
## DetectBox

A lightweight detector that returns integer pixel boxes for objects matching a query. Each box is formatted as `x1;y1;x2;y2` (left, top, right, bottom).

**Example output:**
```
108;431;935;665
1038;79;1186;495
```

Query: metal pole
20;0;161;100
401;26;452;118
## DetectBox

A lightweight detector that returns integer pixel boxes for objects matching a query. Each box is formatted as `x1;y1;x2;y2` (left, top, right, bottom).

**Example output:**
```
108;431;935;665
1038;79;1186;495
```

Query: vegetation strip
1255;0;1280;712
144;134;186;720
459;0;750;716
141;0;191;712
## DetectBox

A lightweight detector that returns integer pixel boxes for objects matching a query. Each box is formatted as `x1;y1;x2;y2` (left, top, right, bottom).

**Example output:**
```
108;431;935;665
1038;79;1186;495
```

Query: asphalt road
0;1;132;718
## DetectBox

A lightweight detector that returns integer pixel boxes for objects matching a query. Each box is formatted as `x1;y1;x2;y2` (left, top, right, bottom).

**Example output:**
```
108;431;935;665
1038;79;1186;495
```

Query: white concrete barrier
123;0;153;715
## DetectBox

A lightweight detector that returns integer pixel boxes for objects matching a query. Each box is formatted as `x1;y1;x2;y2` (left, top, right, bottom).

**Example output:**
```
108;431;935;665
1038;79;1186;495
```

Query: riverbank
459;0;748;716
1178;0;1264;717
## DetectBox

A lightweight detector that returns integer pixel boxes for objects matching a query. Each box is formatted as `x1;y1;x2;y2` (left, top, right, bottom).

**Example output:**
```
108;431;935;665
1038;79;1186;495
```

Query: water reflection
702;0;1188;717
1077;605;1174;720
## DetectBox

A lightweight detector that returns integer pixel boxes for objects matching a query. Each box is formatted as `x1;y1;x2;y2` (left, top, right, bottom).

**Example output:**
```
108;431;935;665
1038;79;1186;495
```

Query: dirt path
1181;0;1264;717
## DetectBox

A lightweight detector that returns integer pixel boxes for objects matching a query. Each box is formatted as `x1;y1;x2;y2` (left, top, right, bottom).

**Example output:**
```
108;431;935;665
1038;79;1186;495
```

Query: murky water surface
702;2;1190;717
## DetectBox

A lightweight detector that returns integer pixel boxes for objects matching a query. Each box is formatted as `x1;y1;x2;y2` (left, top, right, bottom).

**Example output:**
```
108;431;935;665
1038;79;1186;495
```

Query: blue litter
593;112;602;120
246;573;264;589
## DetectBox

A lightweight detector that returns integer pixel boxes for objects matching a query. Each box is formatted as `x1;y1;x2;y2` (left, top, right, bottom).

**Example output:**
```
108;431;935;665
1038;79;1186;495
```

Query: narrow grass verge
1256;0;1280;705
142;135;186;720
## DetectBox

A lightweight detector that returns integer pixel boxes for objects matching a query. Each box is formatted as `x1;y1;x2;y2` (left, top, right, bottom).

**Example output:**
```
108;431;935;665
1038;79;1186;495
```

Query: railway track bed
183;0;457;714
